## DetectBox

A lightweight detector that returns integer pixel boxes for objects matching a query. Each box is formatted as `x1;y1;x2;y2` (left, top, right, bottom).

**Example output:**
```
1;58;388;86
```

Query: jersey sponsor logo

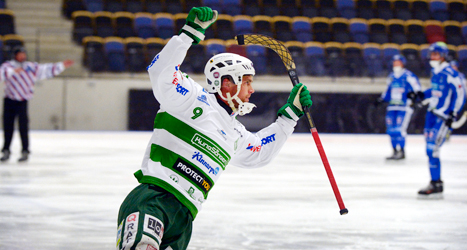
122;212;139;250
246;134;276;152
217;129;227;140
192;151;219;175
143;214;164;243
176;84;189;96
197;95;210;106
147;54;160;70
173;158;213;193
191;133;230;167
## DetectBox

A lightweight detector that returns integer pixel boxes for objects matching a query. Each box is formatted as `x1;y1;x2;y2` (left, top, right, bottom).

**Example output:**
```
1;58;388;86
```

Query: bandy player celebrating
116;6;312;250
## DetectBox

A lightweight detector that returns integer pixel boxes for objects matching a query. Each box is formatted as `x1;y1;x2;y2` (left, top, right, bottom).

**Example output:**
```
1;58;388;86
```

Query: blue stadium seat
262;0;281;16
324;42;345;77
233;16;253;35
134;13;156;39
72;11;94;43
95;11;114;38
280;0;300;17
154;13;175;39
0;37;3;64
222;0;242;15
430;0;449;22
304;41;326;76
368;19;388;44
115;12;135;38
375;0;393;20
246;45;268;74
0;0;5;8
145;37;166;64
125;37;145;72
216;14;234;40
301;0;318;18
363;43;383;77
388;19;407;45
273;16;293;42
344;42;364;76
393;0;412;20
292;17;312;43
104;37;126;71
84;0;103;12
356;0;374;19
205;39;226;56
448;0;466;23
286;41;305;75
349;18;369;44
382;43;400;71
104;0;123;12
145;0;164;14
0;9;15;36
401;43;423;76
412;0;430;21
406;19;426;45
83;36;106;71
443;20;463;46
458;45;467;75
166;0;183;14
311;17;331;43
253;15;273;38
203;0;222;13
336;0;356;19
319;0;338;18
331;17;351;43
126;0;144;13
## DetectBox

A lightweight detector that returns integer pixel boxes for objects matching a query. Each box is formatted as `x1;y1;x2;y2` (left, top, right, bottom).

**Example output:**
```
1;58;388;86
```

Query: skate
418;180;443;199
0;149;10;162
386;149;405;160
18;151;29;162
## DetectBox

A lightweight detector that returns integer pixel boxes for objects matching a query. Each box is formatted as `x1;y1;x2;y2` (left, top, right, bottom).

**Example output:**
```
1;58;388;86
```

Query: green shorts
117;184;193;250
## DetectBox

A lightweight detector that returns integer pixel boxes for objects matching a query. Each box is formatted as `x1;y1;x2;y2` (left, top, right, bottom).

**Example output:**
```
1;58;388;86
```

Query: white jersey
136;33;297;219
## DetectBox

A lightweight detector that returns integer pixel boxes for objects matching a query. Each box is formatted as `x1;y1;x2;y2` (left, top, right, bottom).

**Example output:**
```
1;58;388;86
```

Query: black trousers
2;98;29;153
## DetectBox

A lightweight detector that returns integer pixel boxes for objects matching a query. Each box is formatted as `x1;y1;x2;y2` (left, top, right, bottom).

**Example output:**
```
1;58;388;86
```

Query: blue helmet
428;42;448;58
392;54;406;65
450;60;458;68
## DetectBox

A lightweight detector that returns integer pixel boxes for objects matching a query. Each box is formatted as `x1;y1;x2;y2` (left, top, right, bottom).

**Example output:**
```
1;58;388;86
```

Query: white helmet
204;53;256;115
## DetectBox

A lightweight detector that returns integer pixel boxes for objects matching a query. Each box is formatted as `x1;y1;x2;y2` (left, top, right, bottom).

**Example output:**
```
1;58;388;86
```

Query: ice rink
0;131;466;250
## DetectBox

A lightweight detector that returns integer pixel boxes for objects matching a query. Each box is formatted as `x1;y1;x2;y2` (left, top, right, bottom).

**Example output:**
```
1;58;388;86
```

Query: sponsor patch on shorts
143;214;164;243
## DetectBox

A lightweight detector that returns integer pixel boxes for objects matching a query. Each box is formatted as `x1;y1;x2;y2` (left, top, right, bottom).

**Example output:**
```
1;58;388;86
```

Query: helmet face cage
428;42;448;59
392;54;406;65
204;53;255;94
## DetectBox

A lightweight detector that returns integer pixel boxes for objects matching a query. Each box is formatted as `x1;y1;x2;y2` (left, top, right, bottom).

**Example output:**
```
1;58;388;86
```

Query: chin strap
220;90;256;116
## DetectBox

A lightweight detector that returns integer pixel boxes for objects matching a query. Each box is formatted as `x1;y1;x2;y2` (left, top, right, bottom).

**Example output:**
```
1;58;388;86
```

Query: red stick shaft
310;127;346;211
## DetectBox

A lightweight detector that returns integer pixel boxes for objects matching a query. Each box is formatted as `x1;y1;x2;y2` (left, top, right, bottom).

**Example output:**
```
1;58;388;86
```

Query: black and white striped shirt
0;60;65;101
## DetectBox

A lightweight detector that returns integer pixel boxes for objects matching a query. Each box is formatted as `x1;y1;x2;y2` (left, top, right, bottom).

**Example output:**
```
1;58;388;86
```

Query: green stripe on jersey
149;144;214;198
153;112;230;169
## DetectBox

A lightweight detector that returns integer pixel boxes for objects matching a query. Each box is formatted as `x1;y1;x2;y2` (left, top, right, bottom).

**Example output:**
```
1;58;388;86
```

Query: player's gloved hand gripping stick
236;34;348;215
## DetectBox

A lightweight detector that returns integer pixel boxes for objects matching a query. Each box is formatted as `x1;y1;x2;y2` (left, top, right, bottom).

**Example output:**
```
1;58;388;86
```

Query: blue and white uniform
381;68;421;151
423;61;466;181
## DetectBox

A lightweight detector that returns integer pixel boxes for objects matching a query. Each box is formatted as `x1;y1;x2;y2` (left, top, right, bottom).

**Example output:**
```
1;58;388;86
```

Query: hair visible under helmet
204;53;256;115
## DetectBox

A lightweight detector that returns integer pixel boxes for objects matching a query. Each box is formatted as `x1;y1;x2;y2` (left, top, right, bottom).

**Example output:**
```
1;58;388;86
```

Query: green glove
180;7;218;44
277;83;312;121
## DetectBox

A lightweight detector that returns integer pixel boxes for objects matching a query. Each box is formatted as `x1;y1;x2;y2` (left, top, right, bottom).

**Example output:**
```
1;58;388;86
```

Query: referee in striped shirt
0;46;74;162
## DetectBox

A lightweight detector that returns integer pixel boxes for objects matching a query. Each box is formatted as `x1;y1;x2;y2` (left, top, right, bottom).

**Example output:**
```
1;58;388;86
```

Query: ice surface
0;131;466;250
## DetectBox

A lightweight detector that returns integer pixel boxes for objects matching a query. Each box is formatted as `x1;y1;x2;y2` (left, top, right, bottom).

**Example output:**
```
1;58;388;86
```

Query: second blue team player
416;42;466;199
378;55;422;160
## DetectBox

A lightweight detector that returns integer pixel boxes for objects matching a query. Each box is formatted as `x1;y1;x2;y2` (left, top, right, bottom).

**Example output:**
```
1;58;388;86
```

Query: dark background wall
128;90;467;135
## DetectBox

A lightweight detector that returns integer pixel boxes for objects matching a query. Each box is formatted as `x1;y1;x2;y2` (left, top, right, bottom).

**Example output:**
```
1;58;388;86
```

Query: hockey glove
445;112;455;128
277;83;312;122
407;91;417;101
180;7;218;45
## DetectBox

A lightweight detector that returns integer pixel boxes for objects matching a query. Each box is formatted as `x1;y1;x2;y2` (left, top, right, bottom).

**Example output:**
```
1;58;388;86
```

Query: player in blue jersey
416;42;466;199
378;55;422;160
